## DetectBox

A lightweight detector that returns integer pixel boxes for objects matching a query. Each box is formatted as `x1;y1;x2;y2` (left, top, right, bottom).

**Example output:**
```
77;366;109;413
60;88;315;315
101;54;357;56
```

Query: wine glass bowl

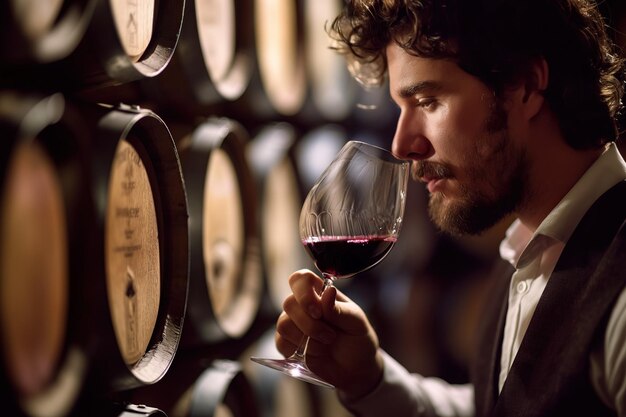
301;141;408;283
251;140;409;388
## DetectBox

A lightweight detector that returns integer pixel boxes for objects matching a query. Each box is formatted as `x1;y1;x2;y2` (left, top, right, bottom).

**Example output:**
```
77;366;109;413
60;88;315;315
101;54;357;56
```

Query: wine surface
302;235;396;279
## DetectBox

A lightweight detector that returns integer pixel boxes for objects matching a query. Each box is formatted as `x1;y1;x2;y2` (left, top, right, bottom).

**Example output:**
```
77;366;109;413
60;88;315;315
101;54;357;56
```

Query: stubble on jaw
422;99;528;236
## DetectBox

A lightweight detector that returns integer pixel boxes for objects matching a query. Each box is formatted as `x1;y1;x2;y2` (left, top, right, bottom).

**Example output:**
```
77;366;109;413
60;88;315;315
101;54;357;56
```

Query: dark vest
472;180;626;417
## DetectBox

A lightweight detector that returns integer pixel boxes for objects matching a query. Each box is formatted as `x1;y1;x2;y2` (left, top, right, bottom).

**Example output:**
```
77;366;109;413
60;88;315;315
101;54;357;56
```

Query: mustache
413;161;453;181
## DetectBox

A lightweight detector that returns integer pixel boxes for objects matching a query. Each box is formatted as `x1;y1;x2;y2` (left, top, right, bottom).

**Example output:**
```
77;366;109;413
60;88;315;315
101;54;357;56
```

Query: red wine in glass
303;235;397;279
250;140;409;389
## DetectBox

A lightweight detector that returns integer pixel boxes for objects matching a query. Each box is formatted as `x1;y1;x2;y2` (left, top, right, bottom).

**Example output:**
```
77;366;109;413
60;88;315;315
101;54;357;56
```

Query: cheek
433;101;489;154
468;133;518;196
425;108;457;153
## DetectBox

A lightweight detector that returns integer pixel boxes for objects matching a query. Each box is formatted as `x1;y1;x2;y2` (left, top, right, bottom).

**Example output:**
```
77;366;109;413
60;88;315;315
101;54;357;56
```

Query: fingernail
309;305;321;319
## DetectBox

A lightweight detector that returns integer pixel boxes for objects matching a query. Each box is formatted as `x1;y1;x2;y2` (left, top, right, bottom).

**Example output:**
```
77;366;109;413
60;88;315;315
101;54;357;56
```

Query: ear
520;57;549;120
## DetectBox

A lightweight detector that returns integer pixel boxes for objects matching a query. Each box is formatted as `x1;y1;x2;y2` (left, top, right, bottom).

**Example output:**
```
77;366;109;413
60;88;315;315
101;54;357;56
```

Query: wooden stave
141;0;255;118
80;103;189;393
254;0;308;117
178;117;262;348
1;0;185;94
0;92;97;417
222;0;308;121
75;0;184;89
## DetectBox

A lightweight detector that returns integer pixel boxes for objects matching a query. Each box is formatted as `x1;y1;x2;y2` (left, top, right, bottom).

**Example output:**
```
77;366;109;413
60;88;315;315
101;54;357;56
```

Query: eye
416;97;438;110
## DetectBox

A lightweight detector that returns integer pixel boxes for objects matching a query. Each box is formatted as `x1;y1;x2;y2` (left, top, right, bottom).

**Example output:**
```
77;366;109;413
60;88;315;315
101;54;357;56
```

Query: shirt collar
500;143;626;269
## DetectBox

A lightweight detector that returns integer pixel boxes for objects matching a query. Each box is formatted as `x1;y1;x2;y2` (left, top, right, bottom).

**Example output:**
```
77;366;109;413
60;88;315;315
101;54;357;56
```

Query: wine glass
251;140;410;388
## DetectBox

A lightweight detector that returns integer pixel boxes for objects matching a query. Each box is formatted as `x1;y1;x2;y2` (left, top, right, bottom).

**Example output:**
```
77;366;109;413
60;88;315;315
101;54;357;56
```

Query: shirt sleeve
338;350;475;417
590;286;626;416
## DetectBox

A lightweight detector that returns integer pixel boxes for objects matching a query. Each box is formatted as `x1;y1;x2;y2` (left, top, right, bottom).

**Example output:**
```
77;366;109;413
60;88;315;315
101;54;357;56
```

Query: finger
276;310;304;347
289;269;325;319
275;330;298;358
283;295;337;344
275;330;332;359
321;286;371;336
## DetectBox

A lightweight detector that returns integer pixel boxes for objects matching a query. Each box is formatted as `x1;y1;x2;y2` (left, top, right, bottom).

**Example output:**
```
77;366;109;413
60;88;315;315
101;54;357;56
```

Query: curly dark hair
329;0;625;149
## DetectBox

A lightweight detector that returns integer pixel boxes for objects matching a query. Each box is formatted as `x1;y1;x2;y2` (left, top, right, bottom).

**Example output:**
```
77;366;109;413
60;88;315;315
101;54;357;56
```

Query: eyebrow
397;80;443;99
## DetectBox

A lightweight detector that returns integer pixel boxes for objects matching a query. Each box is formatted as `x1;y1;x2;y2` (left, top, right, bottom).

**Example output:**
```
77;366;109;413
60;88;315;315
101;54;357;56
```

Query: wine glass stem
291;275;335;360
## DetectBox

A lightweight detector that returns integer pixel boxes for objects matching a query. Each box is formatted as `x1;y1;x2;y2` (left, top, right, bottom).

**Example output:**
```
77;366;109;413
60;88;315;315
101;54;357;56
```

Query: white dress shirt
341;143;626;416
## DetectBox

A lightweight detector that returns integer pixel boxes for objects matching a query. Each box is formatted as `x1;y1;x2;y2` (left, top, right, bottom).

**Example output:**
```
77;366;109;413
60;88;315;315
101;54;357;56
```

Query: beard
419;101;528;236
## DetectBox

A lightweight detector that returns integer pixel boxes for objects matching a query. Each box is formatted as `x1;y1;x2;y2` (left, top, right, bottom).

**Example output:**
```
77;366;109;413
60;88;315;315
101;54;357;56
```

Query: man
274;0;626;415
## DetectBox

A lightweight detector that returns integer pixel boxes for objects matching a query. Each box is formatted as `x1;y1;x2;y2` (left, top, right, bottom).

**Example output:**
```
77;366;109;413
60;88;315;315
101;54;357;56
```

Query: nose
391;111;432;161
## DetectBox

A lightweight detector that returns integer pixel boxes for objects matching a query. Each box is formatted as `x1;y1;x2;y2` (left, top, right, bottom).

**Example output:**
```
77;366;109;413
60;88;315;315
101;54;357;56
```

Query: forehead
386;42;488;99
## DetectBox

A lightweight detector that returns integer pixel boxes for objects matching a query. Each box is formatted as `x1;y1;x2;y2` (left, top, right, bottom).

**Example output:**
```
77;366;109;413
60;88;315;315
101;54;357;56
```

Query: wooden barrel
2;0;185;92
0;92;94;417
81;0;184;88
226;0;307;119
143;0;255;116
0;0;95;66
109;0;156;63
303;0;358;122
255;0;307;116
169;360;260;417
246;123;312;312
178;118;262;347
83;103;188;392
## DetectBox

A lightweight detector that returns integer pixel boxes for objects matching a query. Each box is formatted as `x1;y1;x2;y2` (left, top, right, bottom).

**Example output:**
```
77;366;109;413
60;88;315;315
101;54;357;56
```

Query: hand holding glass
251;140;410;388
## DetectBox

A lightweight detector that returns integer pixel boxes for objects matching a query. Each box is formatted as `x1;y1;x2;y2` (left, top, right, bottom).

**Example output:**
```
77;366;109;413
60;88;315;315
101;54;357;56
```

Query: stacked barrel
0;1;398;416
2;1;624;417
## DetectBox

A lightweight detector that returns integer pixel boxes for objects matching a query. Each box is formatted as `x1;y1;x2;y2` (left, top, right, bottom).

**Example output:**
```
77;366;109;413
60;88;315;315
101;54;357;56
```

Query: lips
419;176;443;193
415;162;451;194
426;178;442;193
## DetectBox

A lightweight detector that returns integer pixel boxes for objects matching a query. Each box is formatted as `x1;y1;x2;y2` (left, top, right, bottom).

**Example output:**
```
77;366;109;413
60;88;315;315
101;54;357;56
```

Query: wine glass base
250;356;335;389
